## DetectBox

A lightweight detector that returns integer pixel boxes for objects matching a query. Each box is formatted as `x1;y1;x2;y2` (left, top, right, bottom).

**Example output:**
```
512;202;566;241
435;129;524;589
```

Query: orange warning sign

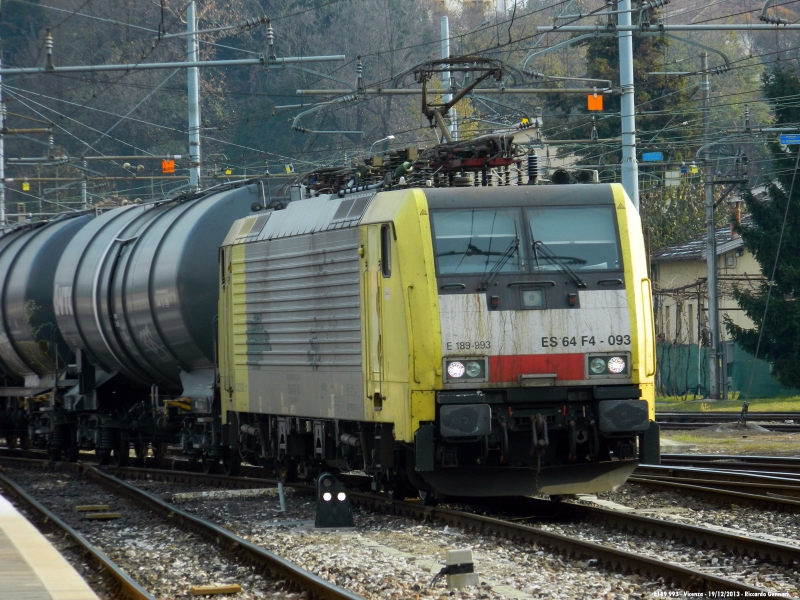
161;159;175;174
587;94;603;111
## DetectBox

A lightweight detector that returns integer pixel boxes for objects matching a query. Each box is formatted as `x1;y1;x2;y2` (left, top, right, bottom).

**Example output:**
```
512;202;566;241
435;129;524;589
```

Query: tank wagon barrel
0;215;93;388
53;183;259;393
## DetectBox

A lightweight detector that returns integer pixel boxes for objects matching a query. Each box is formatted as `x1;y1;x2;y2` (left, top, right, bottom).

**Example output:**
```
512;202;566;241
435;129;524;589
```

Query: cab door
218;245;234;404
365;225;383;409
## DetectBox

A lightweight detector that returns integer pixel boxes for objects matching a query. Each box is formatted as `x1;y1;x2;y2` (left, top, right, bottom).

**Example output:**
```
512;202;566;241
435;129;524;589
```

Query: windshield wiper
478;238;519;291
532;240;587;289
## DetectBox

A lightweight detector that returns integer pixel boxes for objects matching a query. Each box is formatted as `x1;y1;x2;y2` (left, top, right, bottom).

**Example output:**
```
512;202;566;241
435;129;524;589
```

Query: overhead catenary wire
6;1;799;186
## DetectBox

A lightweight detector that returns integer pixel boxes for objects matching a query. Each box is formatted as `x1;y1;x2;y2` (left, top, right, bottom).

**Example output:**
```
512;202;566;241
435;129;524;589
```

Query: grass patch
655;395;800;412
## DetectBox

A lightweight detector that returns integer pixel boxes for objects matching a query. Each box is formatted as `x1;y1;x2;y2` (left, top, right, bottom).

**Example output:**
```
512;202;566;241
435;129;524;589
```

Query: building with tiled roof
650;215;763;346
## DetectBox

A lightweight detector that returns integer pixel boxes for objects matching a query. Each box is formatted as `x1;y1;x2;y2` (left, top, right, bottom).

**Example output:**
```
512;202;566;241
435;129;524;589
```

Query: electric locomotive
214;175;657;498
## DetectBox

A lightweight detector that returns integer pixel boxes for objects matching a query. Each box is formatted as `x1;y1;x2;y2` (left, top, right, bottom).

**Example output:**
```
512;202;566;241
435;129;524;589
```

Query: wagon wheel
132;438;147;467
3;431;18;450
383;470;410;501
152;442;169;461
110;437;130;467
221;447;241;477
96;448;111;465
63;427;79;463
46;444;62;462
201;453;219;474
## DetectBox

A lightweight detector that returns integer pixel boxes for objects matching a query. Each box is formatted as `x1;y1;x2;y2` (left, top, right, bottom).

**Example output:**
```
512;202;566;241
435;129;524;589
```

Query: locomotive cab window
380;224;391;278
431;209;522;275
527;206;621;271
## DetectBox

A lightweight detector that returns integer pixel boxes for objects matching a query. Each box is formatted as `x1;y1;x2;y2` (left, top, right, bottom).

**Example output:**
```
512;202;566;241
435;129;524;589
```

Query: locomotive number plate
541;334;631;348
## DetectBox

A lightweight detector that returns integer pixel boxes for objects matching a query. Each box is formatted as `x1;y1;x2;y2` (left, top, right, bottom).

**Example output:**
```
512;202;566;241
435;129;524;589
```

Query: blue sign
642;152;663;162
780;134;800;145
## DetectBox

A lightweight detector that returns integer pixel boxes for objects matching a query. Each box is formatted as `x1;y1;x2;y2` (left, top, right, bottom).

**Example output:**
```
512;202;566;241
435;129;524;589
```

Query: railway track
114;461;798;596
488;495;800;566
0;457;360;600
0;469;155;600
2;455;789;598
657;411;800;432
629;462;800;512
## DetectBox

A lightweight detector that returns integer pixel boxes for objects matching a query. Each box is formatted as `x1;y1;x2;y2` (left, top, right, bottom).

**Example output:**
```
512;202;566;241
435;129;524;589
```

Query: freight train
0;136;658;499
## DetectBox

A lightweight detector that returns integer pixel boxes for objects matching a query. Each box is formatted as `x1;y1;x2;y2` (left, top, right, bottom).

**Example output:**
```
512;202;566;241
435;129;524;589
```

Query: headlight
607;356;626;374
590;357;606;374
444;358;488;382
586;354;629;377
447;361;466;378
465;361;482;377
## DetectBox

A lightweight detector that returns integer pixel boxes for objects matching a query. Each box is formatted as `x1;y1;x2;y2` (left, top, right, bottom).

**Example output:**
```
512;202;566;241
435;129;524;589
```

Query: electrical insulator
527;154;538;185
356;57;364;93
45;28;54;70
266;21;275;60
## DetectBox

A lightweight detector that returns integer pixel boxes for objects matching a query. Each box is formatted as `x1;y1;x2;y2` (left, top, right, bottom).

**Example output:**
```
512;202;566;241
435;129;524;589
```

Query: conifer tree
725;65;800;388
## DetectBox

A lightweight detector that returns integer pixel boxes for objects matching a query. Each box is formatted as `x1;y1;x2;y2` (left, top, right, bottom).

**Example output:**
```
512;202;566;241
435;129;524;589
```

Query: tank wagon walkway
0;494;98;600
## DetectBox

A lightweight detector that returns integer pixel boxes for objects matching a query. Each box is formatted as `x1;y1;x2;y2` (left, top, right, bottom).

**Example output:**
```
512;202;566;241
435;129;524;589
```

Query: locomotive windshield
431;209;522;275
527;206;621;271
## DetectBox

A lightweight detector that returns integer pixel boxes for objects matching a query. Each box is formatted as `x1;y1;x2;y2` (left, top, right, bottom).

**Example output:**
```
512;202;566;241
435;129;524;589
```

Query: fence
656;342;799;399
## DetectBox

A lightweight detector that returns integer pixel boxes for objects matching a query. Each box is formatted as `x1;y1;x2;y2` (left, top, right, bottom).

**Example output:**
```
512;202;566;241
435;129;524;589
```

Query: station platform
0;493;99;600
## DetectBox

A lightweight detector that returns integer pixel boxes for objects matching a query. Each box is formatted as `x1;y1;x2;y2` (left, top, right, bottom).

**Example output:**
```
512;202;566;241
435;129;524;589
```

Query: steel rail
510;496;800;566
662;459;800;474
657;412;800;421
659;422;800;432
661;455;800;475
81;466;362;600
663;454;800;464
0;470;155;600
656;412;800;432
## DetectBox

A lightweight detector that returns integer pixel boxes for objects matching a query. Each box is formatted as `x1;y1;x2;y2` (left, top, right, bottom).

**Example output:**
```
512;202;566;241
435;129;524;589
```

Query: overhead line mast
188;0;201;190
618;0;639;210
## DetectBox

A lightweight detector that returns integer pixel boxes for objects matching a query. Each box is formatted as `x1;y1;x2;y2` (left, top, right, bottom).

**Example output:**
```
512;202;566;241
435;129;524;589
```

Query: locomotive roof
423;183;619;209
223;183;623;246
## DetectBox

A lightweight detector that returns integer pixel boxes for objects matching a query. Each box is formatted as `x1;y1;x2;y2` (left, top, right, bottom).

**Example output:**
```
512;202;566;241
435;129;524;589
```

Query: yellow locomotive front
361;183;656;497
218;181;656;498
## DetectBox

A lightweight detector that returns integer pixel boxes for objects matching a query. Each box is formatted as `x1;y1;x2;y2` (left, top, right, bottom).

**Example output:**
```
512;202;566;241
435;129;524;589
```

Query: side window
381;224;392;278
